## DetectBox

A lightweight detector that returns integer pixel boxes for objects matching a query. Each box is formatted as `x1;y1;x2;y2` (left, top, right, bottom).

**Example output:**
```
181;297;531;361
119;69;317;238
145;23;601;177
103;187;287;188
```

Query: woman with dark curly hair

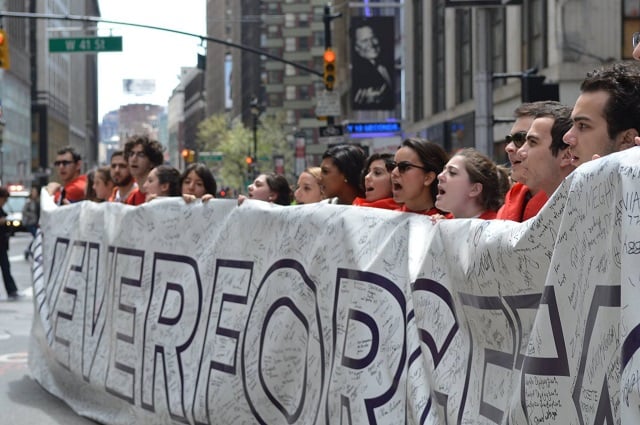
352;152;399;210
246;173;292;206
181;163;217;202
391;138;448;215
435;148;510;219
320;144;366;205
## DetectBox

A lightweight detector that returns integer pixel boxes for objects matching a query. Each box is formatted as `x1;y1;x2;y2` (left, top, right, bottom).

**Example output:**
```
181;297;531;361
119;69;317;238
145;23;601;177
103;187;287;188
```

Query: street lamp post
250;98;261;177
0;118;4;185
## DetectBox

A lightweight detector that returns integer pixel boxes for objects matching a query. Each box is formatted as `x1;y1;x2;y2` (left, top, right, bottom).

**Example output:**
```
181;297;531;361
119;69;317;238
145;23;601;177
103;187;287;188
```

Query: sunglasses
53;160;74;167
634;32;640;49
393;161;430;173
505;131;527;148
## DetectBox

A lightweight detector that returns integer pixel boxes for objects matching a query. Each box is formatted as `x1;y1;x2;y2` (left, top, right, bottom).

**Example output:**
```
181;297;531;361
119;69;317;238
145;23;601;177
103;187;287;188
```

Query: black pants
0;247;17;296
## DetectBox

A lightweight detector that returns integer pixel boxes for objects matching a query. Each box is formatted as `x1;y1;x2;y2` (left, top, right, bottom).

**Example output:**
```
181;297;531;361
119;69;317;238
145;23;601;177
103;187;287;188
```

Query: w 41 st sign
49;36;123;53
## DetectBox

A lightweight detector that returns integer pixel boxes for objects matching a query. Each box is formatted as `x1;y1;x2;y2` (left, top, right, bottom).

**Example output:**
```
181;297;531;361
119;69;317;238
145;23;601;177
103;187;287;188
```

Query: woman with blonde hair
294;167;324;204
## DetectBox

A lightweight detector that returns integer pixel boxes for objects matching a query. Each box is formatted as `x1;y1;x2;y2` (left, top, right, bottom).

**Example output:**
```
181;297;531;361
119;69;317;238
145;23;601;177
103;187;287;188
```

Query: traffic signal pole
322;5;342;127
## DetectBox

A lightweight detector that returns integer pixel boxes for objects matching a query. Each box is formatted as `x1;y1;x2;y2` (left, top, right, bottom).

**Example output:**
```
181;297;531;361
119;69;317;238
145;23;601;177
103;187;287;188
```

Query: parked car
4;190;29;235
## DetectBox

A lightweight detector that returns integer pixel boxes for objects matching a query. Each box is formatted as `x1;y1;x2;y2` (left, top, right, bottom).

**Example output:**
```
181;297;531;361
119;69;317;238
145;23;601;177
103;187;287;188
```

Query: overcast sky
97;0;206;119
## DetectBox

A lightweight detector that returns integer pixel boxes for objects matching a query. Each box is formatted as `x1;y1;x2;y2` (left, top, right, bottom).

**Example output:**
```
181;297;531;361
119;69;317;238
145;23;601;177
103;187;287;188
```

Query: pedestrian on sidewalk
0;187;20;299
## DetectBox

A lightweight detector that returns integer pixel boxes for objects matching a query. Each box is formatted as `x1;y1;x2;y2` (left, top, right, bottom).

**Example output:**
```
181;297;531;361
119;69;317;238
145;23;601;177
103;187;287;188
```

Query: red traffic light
323;49;335;64
0;32;4;45
181;149;189;158
245;156;254;164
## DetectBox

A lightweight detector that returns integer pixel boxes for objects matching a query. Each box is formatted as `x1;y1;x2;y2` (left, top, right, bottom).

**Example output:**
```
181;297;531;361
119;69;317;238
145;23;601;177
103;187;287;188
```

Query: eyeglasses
53;160;73;167
505;131;527;148
128;151;146;159
393;161;430;174
633;32;640;49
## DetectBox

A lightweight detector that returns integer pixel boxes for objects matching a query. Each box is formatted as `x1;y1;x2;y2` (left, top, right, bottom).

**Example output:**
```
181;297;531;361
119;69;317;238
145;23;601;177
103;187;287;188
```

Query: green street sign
199;152;224;162
49;36;123;53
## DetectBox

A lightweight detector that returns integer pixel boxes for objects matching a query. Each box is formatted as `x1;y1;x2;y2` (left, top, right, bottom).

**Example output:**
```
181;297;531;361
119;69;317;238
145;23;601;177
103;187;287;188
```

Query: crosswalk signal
323;48;336;91
0;29;10;70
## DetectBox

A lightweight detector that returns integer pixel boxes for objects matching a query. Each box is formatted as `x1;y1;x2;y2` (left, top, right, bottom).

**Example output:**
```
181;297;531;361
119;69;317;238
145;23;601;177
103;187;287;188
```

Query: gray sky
97;0;206;119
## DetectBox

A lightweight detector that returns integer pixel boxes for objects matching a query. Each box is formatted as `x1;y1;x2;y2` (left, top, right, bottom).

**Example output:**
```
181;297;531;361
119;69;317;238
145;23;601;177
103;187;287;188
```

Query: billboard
122;79;156;96
350;16;395;111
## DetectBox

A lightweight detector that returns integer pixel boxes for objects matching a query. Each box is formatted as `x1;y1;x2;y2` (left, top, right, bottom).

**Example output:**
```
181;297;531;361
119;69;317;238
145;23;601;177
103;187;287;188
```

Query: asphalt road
0;232;98;424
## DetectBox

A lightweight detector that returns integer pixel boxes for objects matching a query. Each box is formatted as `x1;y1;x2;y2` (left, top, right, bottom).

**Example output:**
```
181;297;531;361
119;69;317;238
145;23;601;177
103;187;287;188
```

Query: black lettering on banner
81;242;104;382
517;286;570;421
571;285;620;425
141;253;203;423
410;279;459;423
192;259;253;425
53;240;88;371
458;292;519;424
327;268;406;424
243;259;325;425
105;247;144;405
42;237;71;346
503;294;543;371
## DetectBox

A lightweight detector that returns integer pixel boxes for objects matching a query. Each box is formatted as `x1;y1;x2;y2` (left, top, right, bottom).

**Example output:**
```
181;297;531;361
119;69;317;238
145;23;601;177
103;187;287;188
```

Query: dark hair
264;173;292;206
111;149;125;161
85;170;97;201
361;152;395;188
513;101;564;119
580;61;640;140
400;138;449;202
124;134;165;167
453;148;509;212
57;146;81;162
531;102;573;156
322;144;366;197
95;166;113;186
181;163;217;196
0;187;9;198
154;165;181;196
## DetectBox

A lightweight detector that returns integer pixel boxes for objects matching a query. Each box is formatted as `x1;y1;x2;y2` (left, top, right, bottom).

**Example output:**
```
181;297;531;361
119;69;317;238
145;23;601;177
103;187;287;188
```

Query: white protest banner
28;147;640;424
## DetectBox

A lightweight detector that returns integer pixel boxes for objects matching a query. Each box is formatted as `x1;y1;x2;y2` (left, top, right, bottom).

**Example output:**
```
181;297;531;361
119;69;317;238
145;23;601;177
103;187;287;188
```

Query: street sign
315;90;341;117
49;36;123;53
346;122;401;134
199;151;224;162
318;125;344;144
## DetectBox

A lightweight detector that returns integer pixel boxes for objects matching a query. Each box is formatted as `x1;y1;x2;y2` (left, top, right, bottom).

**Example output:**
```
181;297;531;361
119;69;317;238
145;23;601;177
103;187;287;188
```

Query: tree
196;112;293;194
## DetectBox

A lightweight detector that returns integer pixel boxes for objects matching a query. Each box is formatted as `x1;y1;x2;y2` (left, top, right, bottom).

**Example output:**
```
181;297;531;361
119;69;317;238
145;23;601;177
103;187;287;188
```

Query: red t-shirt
496;182;548;222
352;197;400;210
53;174;87;204
125;188;146;206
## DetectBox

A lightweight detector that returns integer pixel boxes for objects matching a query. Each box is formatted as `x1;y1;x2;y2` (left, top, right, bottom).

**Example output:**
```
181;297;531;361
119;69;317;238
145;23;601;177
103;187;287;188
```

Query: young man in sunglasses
49;146;87;205
497;102;560;222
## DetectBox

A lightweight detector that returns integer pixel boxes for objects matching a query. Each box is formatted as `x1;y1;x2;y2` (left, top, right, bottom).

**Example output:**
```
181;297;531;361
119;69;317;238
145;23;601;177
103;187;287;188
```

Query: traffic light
0;29;10;70
181;149;195;163
521;74;559;103
323;48;336;91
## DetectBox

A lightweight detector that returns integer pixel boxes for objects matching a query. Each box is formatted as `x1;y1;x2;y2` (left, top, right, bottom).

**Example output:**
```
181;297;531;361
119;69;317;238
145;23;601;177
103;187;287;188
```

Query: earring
344;178;348;183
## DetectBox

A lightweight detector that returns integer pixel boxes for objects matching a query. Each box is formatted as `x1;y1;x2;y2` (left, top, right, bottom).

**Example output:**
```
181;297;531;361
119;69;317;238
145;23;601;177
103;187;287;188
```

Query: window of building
299;85;310;100
286;85;296;100
455;8;473;103
285;65;296;76
298;36;309;50
285;13;295;28
413;0;424;120
623;0;640;59
299;13;310;28
522;0;547;69
432;0;446;113
285;37;296;52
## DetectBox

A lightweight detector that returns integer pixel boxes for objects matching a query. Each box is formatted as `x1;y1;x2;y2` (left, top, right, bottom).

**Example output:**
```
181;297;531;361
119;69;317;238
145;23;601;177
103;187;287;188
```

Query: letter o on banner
242;259;325;424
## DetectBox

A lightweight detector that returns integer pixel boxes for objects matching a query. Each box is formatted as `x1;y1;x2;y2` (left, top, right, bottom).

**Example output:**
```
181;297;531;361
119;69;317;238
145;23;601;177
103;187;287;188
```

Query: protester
352;153;399;210
124;135;164;205
436;148;509;219
0;187;19;300
245;173;292;206
108;149;137;203
143;165;181;202
517;104;574;202
92;166;115;202
294;167;323;205
84;170;98;202
498;101;561;222
320;144;366;205
392;138;448;215
181;163;217;202
563;61;640;165
48;146;87;205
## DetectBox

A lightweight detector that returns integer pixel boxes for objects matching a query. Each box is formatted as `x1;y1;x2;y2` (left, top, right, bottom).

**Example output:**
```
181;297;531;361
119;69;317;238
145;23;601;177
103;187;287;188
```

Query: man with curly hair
123;135;165;205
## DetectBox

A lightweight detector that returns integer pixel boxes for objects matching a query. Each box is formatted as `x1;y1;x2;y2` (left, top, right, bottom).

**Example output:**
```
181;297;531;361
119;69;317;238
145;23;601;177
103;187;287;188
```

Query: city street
0;232;97;424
